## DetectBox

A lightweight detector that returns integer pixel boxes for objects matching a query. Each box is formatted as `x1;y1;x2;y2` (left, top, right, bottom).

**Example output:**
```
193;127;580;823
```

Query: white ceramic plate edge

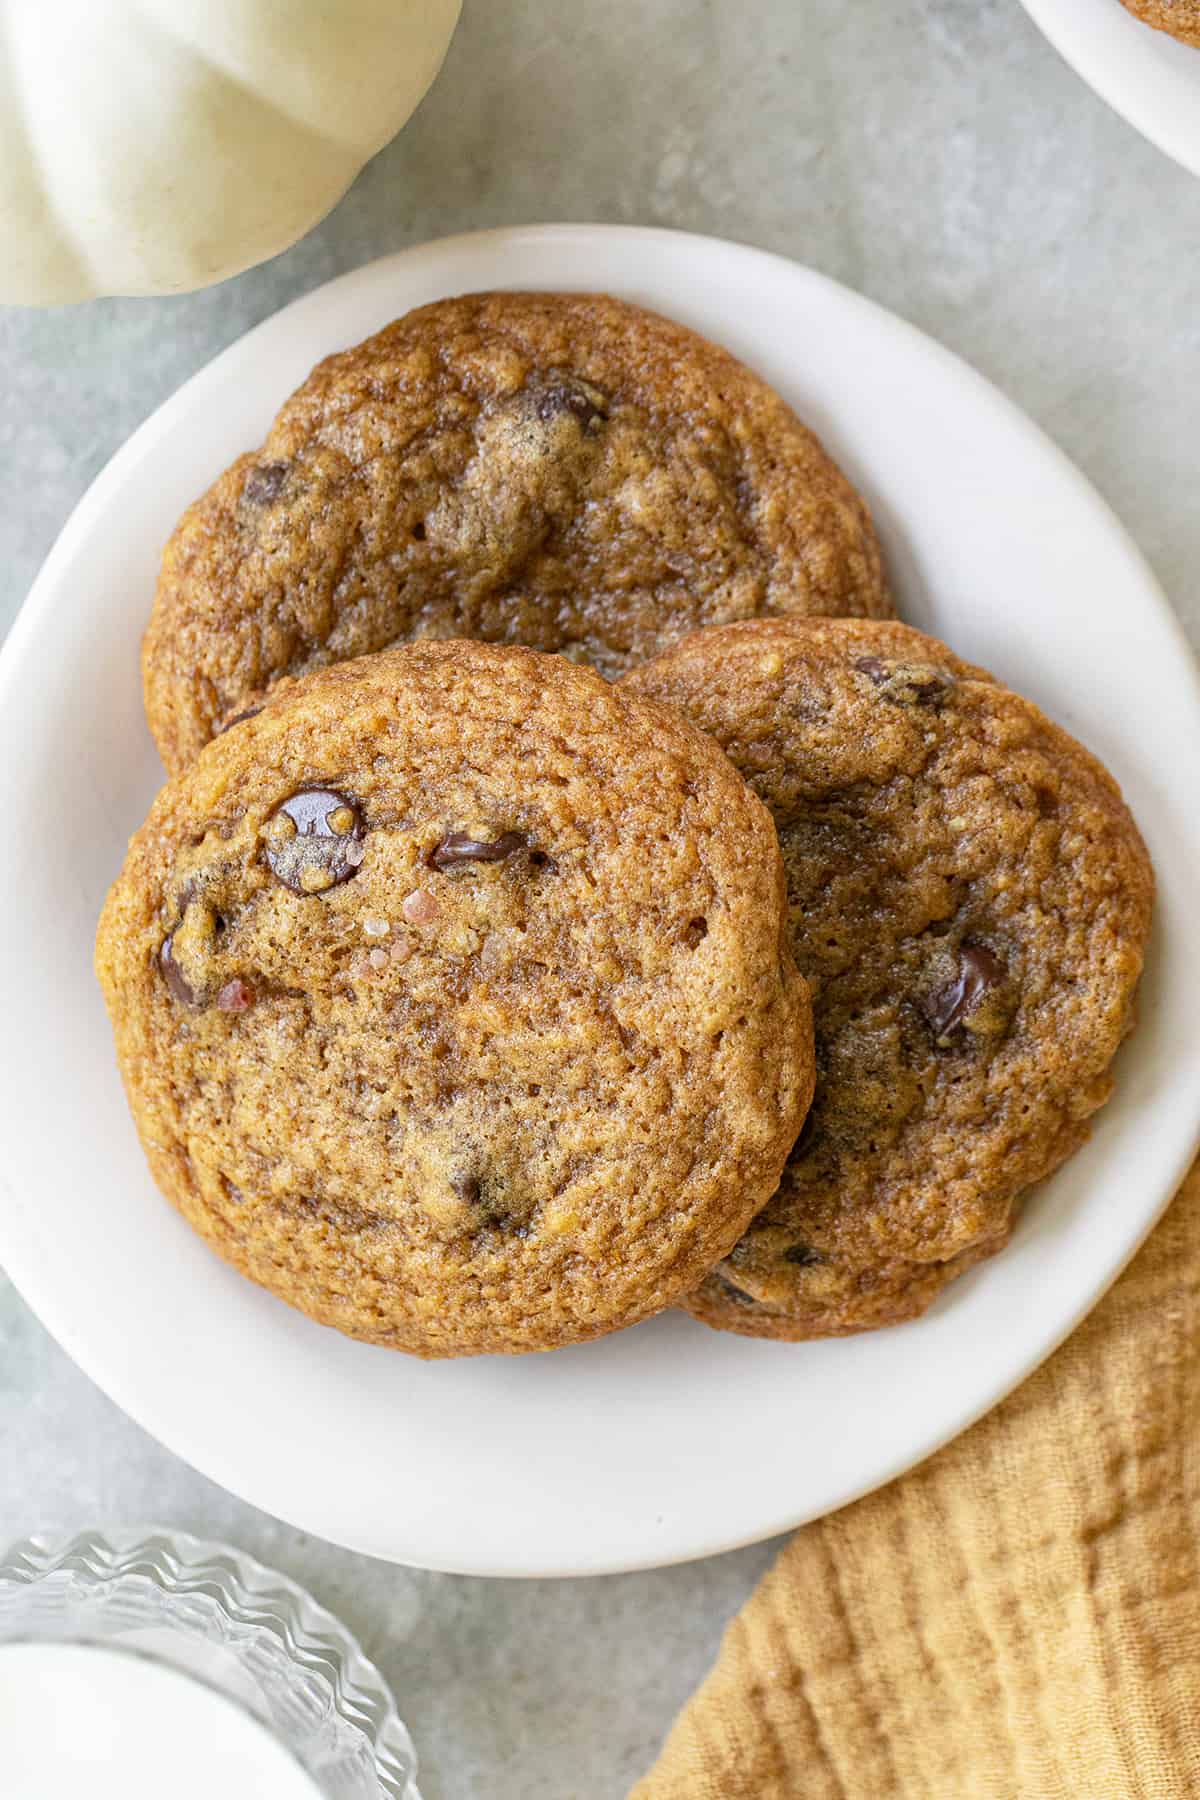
1019;0;1200;178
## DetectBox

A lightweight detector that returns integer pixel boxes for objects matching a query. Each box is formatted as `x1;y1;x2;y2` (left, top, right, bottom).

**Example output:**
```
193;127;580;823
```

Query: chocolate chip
428;831;529;870
218;702;264;736
909;674;952;705
243;461;289;505
924;943;1005;1043
713;1276;755;1307
783;1244;822;1267
532;375;609;432
160;933;202;1008
264;788;365;895
854;656;955;707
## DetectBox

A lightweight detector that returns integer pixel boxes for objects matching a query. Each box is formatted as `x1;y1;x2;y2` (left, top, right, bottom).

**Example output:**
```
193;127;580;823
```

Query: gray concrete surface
2;2;1198;1795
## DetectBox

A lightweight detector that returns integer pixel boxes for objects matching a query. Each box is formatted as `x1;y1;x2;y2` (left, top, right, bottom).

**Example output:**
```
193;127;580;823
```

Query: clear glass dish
0;1526;421;1798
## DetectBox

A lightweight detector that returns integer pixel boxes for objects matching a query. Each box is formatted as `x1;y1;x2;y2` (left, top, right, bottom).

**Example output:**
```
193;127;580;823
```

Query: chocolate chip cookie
143;291;890;774
689;1231;1009;1340
623;618;1154;1339
1120;0;1200;45
98;640;814;1357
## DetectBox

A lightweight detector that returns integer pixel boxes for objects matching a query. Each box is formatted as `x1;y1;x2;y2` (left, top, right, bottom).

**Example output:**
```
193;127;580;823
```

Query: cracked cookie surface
143;290;889;773
623;618;1154;1339
99;640;814;1357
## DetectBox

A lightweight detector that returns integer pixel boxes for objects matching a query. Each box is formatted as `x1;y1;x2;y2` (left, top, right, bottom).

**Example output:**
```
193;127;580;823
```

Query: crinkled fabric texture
143;290;889;773
98;640;814;1358
631;1157;1200;1800
624;618;1153;1337
1122;0;1200;44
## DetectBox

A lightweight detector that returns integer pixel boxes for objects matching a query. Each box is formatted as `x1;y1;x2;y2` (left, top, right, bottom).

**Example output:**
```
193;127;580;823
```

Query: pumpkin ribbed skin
0;0;460;303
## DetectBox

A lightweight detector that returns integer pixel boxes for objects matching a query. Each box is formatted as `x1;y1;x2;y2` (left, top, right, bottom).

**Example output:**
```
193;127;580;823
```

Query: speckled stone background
2;3;1198;1796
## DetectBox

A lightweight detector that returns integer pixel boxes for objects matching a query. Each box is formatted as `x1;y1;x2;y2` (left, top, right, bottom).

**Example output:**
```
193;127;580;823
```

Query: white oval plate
1;226;1197;1577
1020;0;1200;178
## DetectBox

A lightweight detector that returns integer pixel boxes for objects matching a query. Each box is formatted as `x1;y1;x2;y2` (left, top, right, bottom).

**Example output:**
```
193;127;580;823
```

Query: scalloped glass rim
0;1527;420;1799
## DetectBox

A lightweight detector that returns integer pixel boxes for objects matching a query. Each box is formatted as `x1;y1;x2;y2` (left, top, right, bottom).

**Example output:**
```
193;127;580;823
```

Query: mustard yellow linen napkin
632;1158;1200;1800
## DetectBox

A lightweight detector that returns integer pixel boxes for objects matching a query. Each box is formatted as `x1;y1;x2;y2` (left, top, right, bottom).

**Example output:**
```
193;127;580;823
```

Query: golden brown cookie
688;1233;1009;1340
623;618;1154;1339
1120;0;1200;45
143;291;890;774
98;640;814;1358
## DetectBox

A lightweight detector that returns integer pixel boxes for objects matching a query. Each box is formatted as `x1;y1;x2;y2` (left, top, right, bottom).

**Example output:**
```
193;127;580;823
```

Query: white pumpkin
0;0;461;303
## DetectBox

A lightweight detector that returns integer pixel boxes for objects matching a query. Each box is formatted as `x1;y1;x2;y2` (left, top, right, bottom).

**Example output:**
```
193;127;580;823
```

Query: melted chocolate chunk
429;831;529;870
532;375;609;432
924;943;1005;1043
264;788;365;895
218;702;265;736
159;933;202;1008
243;461;289;505
854;656;955;707
783;1244;823;1267
713;1275;755;1307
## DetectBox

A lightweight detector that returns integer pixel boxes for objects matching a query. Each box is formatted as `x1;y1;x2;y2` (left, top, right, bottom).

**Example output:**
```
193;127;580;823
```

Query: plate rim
1018;0;1200;179
2;222;1199;1577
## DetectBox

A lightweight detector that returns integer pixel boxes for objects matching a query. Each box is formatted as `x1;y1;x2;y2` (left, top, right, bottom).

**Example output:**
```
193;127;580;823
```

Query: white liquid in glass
0;1643;323;1797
